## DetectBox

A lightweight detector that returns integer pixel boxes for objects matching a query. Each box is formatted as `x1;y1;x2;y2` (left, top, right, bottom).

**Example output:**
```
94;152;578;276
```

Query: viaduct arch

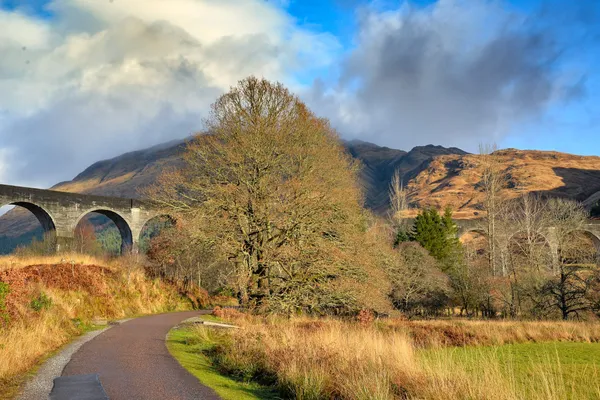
0;184;167;253
455;219;600;252
455;219;600;274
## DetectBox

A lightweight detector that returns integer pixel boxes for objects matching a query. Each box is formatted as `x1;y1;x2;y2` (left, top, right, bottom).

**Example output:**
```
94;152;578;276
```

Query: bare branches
146;77;382;314
388;168;412;225
478;143;508;276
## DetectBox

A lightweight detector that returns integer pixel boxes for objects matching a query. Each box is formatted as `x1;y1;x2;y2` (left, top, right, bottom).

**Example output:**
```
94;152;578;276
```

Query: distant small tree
389;242;449;316
389;169;410;220
530;230;598;320
74;220;102;255
389;168;413;247
479;143;508;276
95;228;122;256
533;265;594;320
447;248;491;317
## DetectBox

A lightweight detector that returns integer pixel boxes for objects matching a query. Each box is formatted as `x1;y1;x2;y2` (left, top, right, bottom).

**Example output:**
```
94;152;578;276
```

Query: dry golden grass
382;319;600;348
198;316;600;400
0;254;191;397
0;252;113;271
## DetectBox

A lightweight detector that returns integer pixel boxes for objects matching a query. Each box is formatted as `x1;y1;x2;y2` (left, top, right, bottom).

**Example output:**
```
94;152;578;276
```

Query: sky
0;0;599;189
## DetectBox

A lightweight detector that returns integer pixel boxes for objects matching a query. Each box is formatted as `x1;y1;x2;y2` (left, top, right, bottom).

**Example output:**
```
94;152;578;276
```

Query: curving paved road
62;311;220;400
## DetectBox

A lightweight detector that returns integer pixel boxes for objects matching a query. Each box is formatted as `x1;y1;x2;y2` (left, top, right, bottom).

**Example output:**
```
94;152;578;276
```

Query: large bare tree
148;77;379;313
478;143;508;276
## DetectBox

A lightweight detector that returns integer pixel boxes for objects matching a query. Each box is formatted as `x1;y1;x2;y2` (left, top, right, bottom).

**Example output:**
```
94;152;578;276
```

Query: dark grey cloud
307;0;598;151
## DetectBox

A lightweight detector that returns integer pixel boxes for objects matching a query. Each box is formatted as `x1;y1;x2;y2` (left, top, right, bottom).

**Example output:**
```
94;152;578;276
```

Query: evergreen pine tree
410;207;461;269
393;228;411;247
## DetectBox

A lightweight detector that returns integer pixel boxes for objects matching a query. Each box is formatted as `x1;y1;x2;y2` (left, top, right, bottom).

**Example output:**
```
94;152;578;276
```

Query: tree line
389;148;600;320
145;77;600;319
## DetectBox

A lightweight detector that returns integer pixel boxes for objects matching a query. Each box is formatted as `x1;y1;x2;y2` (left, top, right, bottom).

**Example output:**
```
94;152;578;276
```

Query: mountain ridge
3;139;600;253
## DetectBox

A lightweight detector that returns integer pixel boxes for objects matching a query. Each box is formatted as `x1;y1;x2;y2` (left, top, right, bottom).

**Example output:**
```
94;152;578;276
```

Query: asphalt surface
62;311;221;400
18;328;110;400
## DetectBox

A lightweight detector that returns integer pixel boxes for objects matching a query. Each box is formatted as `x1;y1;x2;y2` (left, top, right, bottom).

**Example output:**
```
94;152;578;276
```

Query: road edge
17;327;111;400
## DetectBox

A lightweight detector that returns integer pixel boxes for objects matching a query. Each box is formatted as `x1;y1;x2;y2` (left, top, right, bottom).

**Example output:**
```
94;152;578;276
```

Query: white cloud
0;8;51;49
0;0;339;187
0;148;8;184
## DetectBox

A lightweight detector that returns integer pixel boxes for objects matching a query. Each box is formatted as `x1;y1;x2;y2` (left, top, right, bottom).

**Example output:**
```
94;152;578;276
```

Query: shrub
212;306;244;321
30;292;53;312
356;309;375;326
0;282;9;326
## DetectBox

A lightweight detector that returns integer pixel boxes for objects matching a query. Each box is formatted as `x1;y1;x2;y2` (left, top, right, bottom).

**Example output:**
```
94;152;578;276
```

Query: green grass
166;326;278;400
420;342;600;400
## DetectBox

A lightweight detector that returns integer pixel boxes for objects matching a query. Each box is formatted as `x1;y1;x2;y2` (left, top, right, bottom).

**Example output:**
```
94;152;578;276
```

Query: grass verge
166;324;277;400
176;315;600;400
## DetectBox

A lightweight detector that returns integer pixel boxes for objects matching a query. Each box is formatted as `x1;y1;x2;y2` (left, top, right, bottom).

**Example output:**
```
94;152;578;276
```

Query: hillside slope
406;149;600;218
9;140;600;251
346;141;468;211
54;138;187;197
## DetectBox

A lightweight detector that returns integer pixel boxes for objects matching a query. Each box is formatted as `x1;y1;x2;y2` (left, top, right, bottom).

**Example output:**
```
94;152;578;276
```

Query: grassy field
420;342;600;400
171;315;600;400
167;325;278;400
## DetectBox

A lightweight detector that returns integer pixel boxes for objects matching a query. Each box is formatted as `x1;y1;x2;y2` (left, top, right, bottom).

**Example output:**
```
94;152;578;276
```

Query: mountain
405;149;600;219
345;141;468;211
4;138;600;252
0;139;465;252
345;140;406;210
53;138;188;198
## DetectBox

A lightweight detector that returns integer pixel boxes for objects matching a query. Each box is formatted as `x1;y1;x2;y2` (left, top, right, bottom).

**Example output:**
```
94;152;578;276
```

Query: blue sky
289;0;600;155
0;0;599;187
1;0;53;17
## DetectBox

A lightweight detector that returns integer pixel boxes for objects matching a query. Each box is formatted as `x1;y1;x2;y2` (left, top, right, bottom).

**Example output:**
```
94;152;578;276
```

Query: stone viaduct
454;218;600;250
0;184;166;253
454;218;600;275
